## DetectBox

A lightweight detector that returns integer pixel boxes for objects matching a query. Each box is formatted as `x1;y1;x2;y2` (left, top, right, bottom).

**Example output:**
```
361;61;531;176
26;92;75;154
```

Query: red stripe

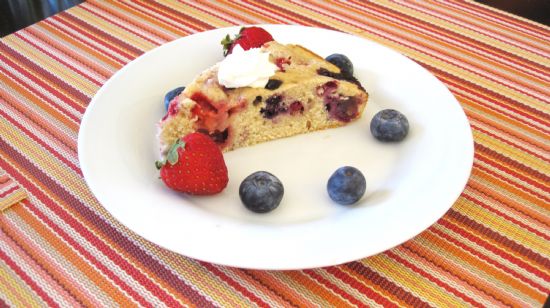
126;0;204;33
231;1;289;24
135;0;213;31
48;17;134;61
246;0;335;29
470;179;550;230
304;269;369;308
60;13;143;57
0;140;215;307
325;0;549;81
445;0;550;39
42;19;125;66
181;1;239;25
0;103;80;175
336;0;550;100
325;266;397;307
429;227;549;294
0;149;180;307
402;241;512;306
469;178;550;228
0;42;89;110
434;0;550;50
473;162;549;204
475;144;549;191
0;186;18;198
386;1;550;79
444;211;550;279
385;250;483;306
464;188;550;241
56;13;138;58
345;262;432;307
0;71;81;150
25;27;112;80
14;32;103;87
470;122;548;163
429;65;550;129
2;222;92;307
79;5;161;46
112;1;192;34
0;46;85;121
0;66;80;137
397;0;549;57
0;243;59;307
19;200;152;307
0;81;79;154
199;263;270;307
86;1;175;42
375;0;550;79
444;81;550;139
241;270;301;307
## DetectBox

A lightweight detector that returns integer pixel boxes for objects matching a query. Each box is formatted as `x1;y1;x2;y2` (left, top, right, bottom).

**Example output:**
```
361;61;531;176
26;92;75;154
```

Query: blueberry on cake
158;28;368;155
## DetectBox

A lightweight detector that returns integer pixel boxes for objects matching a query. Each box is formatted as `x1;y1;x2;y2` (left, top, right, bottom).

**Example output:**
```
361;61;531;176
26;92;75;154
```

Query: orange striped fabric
1;0;549;306
0;172;26;212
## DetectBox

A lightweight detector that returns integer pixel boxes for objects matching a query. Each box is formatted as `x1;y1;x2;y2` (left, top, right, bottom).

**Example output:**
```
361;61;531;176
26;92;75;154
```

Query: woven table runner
1;1;549;307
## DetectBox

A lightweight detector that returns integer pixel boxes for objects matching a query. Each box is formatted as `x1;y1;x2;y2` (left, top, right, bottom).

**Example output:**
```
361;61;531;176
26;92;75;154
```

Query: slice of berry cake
158;40;368;155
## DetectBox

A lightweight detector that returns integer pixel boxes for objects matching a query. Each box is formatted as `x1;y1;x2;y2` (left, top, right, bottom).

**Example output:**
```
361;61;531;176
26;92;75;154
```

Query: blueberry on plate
239;171;284;213
164;86;186;111
370;109;409;142
325;53;354;77
327;166;366;205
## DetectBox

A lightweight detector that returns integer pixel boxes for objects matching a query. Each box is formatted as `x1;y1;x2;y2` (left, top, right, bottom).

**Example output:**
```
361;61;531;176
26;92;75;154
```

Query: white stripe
0;229;73;307
0;103;84;171
46;18;131;64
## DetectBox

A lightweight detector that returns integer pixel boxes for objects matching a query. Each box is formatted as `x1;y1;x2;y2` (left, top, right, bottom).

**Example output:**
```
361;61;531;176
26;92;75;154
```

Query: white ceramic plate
78;25;473;270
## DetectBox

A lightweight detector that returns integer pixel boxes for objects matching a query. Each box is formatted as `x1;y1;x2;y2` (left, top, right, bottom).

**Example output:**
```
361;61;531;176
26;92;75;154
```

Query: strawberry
155;133;228;195
221;26;274;56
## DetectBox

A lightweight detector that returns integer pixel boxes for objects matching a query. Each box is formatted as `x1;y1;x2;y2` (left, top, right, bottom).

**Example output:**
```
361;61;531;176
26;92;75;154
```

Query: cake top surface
174;41;364;110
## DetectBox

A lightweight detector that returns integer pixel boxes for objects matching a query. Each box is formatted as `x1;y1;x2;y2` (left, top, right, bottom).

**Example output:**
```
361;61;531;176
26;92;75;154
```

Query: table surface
1;0;549;307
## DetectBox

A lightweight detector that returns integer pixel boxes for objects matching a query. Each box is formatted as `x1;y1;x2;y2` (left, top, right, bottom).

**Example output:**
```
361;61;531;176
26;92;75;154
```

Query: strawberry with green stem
156;133;228;195
221;26;274;56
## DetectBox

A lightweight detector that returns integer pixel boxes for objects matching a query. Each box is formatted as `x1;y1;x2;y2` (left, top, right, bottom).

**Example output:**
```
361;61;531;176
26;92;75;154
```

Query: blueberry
164;86;185;111
327;166;366;205
265;79;282;90
325;54;354;77
370;109;409;142
239;171;284;213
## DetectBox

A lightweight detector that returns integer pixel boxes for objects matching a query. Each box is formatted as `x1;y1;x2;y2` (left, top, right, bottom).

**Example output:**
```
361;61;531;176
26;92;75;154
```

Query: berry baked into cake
157;27;369;155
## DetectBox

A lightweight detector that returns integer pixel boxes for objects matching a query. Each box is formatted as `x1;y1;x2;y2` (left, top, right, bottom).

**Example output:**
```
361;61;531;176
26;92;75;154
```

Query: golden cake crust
158;41;368;155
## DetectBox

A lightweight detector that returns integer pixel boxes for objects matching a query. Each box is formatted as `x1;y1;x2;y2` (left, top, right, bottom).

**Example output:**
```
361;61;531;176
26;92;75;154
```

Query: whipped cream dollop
217;45;278;88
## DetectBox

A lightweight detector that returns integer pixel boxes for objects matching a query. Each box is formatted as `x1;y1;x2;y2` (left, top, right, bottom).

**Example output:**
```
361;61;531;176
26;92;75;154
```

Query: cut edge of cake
157;41;369;156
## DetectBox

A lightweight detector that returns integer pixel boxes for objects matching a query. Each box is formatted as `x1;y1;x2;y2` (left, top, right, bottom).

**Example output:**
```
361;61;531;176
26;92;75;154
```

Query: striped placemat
1;0;548;306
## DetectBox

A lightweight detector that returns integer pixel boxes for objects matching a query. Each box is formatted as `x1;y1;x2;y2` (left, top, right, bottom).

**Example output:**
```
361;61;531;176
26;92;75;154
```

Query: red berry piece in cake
155;133;228;195
157;28;369;154
289;101;304;115
221;26;274;56
275;57;291;71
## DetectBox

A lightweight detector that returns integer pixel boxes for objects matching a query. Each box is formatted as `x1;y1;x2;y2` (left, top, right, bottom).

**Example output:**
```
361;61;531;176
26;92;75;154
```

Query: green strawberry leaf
155;139;186;169
155;160;164;170
167;139;186;165
221;29;244;56
221;34;233;56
